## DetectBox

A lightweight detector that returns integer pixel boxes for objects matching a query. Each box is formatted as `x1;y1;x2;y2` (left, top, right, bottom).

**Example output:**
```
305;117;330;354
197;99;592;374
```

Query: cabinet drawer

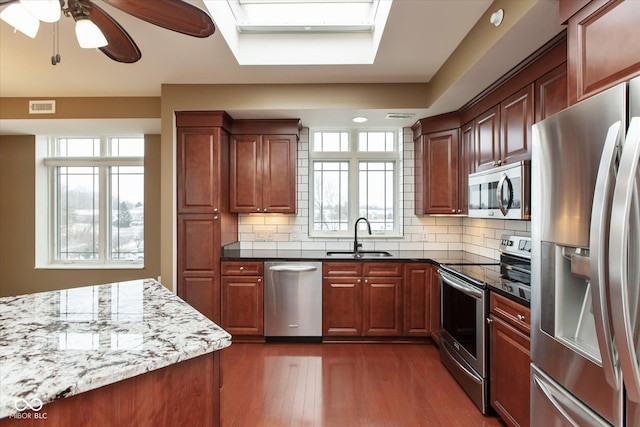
490;292;530;335
323;262;362;277
363;262;403;277
221;261;264;276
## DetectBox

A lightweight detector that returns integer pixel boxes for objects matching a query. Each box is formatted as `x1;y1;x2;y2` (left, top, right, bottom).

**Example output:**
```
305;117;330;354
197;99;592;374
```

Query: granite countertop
0;279;231;419
221;243;498;265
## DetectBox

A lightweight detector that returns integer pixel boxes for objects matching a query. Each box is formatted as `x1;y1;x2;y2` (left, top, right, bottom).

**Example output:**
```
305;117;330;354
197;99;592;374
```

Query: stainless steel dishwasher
264;261;322;341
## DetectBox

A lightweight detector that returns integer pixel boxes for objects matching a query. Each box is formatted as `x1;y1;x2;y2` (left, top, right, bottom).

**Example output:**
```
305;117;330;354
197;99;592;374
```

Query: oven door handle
439;270;483;300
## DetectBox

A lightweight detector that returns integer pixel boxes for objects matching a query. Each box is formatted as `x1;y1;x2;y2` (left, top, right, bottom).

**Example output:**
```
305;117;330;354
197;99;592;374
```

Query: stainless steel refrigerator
531;76;640;426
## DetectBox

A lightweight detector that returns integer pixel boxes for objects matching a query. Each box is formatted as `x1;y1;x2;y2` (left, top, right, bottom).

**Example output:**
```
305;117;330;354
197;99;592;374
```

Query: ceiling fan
0;0;215;63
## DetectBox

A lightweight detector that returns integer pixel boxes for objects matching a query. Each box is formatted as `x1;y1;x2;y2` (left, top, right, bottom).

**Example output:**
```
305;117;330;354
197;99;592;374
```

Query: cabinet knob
214;215;218;220
263;208;268;212
357;279;361;283
497;160;503;165
256;208;261;212
451;209;456;213
517;314;526;322
213;208;218;212
239;266;244;271
258;278;262;283
486;318;493;324
457;209;462;213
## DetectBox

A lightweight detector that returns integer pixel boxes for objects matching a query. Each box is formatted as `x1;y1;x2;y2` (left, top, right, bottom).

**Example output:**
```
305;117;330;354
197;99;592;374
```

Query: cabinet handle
214;215;218;220
239;266;244;271
263;208;268;212
357;279;361;283
457;209;462;213
517;314;526;322
256;208;261;212
258;278;262;282
486;318;493;324
451;209;456;213
213;208;218;212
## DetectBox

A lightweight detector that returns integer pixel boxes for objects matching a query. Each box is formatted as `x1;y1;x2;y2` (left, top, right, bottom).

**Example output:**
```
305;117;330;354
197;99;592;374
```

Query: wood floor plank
221;342;506;426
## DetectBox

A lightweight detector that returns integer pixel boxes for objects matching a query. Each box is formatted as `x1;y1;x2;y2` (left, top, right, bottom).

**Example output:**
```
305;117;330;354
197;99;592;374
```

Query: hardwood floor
220;342;506;427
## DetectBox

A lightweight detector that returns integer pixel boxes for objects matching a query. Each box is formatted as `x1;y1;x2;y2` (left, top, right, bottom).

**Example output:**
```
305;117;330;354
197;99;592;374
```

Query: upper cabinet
413;114;465;215
230;120;300;214
535;63;568;122
565;0;640;104
475;84;534;172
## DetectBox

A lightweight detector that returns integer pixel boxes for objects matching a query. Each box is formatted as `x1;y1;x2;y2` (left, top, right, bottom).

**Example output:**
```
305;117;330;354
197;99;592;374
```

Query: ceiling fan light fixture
75;16;107;48
0;3;40;38
20;0;62;23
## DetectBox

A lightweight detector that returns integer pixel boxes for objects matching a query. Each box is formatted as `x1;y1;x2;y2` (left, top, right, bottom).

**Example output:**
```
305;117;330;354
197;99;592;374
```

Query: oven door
439;269;487;377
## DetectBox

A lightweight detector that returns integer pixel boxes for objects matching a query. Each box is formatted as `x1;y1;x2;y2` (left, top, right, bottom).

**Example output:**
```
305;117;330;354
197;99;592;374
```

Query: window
310;130;400;237
37;137;144;267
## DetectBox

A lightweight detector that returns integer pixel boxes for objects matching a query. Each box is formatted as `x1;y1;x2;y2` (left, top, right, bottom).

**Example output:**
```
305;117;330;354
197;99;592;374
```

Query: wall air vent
29;100;56;114
385;113;415;120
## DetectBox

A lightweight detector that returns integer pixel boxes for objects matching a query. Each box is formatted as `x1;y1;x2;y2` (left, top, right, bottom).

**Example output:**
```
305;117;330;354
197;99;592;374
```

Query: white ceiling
0;0;564;135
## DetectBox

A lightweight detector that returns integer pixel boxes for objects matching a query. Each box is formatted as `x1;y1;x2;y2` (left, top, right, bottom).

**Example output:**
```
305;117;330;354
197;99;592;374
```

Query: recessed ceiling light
352;116;368;123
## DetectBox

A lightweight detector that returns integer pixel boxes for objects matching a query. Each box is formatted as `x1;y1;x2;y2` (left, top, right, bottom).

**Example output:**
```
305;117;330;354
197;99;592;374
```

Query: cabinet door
567;0;640;104
176;128;221;214
475;105;501;172
230;135;262;213
460;121;475;214
221;276;264;336
177;214;220;322
500;84;534;165
403;263;431;336
423;130;460;214
535;63;568;122
430;266;441;345
489;314;531;427
363;276;402;336
322;276;362;336
262;135;297;213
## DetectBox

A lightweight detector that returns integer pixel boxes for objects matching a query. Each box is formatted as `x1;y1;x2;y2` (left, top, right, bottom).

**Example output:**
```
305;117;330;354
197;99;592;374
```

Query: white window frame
308;129;402;238
35;136;144;269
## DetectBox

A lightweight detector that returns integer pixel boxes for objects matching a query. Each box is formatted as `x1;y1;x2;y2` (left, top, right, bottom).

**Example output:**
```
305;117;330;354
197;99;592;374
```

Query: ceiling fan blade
98;0;214;38
70;0;141;63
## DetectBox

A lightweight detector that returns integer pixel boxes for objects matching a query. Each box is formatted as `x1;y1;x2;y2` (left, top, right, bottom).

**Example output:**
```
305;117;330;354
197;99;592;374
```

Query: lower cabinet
403;263;432;337
221;261;264;337
323;262;403;337
489;292;531;427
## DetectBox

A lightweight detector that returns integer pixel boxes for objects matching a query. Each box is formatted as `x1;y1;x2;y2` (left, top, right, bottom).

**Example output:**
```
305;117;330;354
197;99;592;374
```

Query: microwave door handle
610;117;640;402
589;121;623;390
496;173;511;216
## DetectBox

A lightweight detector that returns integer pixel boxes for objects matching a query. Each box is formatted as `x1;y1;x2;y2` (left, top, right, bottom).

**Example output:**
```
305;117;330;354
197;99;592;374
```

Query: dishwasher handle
269;265;318;273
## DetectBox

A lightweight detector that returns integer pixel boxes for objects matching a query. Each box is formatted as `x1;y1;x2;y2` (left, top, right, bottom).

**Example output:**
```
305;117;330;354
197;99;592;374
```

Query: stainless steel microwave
468;160;530;220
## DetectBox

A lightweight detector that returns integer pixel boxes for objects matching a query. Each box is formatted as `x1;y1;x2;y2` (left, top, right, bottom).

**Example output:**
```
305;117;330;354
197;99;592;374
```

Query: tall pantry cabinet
176;111;238;323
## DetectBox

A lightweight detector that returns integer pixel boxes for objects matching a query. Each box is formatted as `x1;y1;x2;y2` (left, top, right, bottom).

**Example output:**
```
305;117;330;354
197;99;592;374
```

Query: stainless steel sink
326;250;393;258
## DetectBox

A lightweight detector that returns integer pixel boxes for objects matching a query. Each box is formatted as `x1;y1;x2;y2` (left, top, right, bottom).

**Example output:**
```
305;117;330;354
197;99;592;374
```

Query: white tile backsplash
237;127;530;259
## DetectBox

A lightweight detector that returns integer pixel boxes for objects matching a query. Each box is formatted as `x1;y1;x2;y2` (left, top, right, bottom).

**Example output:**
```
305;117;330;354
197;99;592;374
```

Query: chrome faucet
354;217;372;253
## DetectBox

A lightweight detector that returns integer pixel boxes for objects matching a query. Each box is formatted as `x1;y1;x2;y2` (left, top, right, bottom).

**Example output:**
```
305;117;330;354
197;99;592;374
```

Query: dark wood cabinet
474;105;501;172
230;120;300;214
475;85;533;172
417;129;460;215
176;111;238;323
535;63;568;122
566;0;640;104
430;266;441;345
413;113;465;216
460;120;475;213
323;262;403;337
489;292;531;427
500;84;534;166
221;261;264;337
403;263;432;337
322;262;363;336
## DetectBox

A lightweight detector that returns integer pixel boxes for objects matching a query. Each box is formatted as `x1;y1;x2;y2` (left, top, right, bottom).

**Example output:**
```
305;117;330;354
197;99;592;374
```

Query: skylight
203;0;392;65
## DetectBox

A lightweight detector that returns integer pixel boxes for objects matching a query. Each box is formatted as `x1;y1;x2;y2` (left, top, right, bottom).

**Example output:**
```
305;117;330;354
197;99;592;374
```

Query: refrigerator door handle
533;375;580;427
589;121;623;390
610;117;640;402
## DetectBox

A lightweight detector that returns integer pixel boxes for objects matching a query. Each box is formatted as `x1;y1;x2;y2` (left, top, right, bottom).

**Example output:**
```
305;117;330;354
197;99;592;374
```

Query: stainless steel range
438;235;531;414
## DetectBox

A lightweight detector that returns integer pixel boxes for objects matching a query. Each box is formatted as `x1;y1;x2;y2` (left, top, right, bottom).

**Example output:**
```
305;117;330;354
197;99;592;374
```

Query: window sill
35;263;144;270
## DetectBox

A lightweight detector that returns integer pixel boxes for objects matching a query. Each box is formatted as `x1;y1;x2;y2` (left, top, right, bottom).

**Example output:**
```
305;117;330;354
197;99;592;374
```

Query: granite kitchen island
0;279;231;426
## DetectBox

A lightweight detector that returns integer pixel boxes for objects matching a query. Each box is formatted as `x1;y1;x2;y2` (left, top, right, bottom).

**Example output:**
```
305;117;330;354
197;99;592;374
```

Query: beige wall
0;134;161;297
